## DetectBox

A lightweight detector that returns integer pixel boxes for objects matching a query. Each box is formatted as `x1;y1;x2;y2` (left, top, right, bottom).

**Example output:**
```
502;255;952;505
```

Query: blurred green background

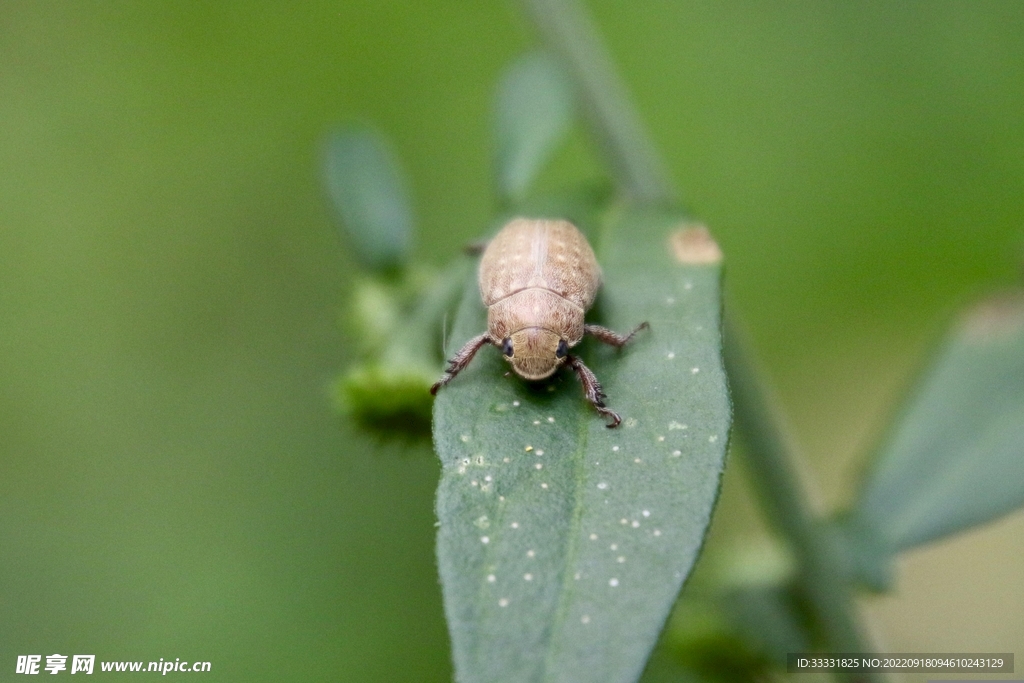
2;2;1022;681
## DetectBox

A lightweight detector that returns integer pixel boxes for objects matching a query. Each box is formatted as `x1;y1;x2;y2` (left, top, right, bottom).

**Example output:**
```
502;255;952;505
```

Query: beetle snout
506;328;565;381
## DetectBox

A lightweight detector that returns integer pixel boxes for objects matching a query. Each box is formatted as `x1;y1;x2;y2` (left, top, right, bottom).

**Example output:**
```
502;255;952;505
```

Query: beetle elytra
430;218;647;427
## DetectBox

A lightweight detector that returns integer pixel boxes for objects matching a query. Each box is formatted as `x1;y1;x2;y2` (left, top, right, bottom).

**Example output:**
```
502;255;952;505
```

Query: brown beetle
430;218;647;427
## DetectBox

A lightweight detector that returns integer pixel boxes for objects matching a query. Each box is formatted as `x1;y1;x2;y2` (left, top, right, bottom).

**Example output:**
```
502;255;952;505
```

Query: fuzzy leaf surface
433;208;730;683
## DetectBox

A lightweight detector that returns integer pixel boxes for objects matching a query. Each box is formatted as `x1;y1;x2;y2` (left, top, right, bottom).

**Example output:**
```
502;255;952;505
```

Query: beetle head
503;328;569;381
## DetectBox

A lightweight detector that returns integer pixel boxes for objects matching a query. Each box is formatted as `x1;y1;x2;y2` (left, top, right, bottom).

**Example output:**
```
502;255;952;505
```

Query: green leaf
851;291;1024;556
494;52;575;203
323;126;414;271
433;207;731;683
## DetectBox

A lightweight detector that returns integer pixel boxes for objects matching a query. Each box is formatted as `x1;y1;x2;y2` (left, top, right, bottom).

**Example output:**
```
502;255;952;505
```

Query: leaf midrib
538;400;591;682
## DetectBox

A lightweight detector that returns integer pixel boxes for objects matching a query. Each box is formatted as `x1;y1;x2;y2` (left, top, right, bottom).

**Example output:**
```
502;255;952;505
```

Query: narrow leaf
433;208;730;683
323;126;413;270
852;291;1024;555
494;52;575;202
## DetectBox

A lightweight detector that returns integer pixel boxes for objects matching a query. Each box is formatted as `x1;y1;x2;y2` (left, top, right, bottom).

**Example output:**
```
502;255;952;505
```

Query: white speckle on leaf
669;421;687;430
620;518;628;525
484;475;492;482
460;434;470;443
512;400;520;407
597;482;608;490
657;435;665;442
574;572;581;580
617;556;626;563
691;367;700;374
510;522;519;529
631;521;640;528
642;510;651;517
547;416;555;423
653;529;662;537
666;296;675;305
634;458;642;463
609;578;619;587
480;536;489;544
581;615;590;624
666;352;675;359
533;420;541;425
535;449;544;456
610;543;618;551
503;457;510;463
541;483;548;489
535;463;543;470
589;533;598;540
498;598;509;607
624;417;638;428
471;480;478;487
672;450;681;457
684;281;693;290
498;495;505;502
527;550;535;558
487;574;496;583
709;435;719;443
611;445;619;452
523;573;533;581
475;515;490;529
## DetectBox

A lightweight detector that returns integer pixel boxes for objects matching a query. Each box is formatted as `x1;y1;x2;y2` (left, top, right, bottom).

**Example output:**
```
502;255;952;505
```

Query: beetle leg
565;354;622;428
584;322;649;348
430;333;493;395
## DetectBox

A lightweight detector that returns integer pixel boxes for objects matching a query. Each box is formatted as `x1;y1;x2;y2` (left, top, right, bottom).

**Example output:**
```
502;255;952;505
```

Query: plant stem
724;320;886;683
519;1;886;680
519;0;675;204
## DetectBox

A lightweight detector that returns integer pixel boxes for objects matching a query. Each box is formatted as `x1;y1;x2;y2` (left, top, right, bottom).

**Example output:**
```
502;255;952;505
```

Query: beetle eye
502;338;514;357
555;340;568;359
